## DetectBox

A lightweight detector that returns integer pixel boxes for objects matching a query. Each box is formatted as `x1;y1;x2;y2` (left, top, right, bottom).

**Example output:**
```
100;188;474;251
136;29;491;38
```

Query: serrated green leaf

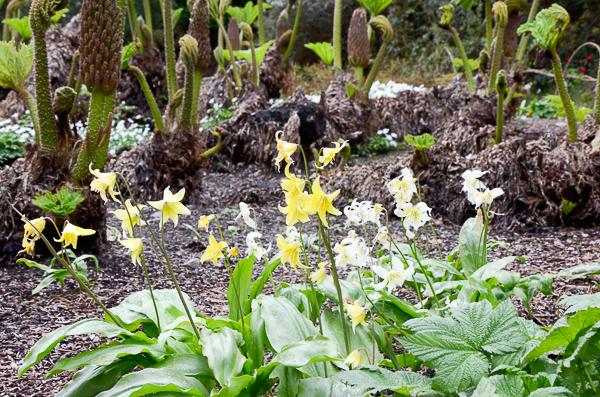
3;17;32;41
529;387;575;397
231;40;275;65
332;366;432;395
517;5;570;50
96;368;209;397
50;8;69;23
305;42;334;66
560;292;600;316
297;377;364;397
121;41;139;70
55;359;138;397
0;40;33;91
404;133;435;150
226;1;272;25
356;0;393;16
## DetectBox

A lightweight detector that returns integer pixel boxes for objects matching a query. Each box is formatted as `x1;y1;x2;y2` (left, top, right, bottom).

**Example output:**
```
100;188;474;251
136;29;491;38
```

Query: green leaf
247;258;280;308
50;8;69;23
332;366;432;395
316;275;365;304
345;83;357;98
451;0;475;9
458;217;484;276
200;327;247;386
0;40;33;91
18;319;135;377
275;366;302;397
453;58;479;71
404;133;435;151
514;274;553;306
297;377;364;397
545;95;593;124
560;292;600;315
56;359;138;397
357;0;393;16
32;274;65;294
121;41;139;70
47;338;166;378
486;374;525;397
471;256;521;281
271;336;344;367
3;17;32;41
526;307;600;361
228;256;254;321
402;301;526;391
96;368;209;397
563;320;600;368
517;5;570;50
151;354;213;378
304;42;334;66
172;8;184;28
559;262;600;278
529;387;575;397
226;1;272;25
472;377;502;397
232;40;275;65
248;300;267;371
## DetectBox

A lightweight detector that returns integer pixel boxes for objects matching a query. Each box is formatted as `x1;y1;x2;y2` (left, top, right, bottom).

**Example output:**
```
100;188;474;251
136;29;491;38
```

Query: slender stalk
257;0;265;46
128;65;163;130
298;223;323;330
143;0;153;31
354;66;364;89
450;26;474;92
496;88;505;144
251;210;277;296
248;39;259;87
127;0;144;55
217;14;224;48
219;23;243;88
161;0;178;99
410;231;443;312
332;0;342;69
485;0;492;53
550;50;578;142
281;0;303;68
180;62;195;130
584;363;598;394
504;82;517;107
68;51;79;89
191;69;203;125
515;0;541;62
361;39;389;99
488;27;505;94
18;90;40;140
595;62;600;124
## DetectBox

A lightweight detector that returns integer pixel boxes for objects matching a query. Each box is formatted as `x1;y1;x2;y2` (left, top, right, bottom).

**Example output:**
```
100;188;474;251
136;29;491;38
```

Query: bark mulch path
1;152;599;396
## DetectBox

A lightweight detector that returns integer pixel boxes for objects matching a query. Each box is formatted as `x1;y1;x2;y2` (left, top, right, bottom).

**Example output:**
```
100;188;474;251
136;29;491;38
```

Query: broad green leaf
247;258;280;306
404;133;435;151
56;359;138;397
332;366;432;395
297;377;364;397
3;17;32;41
226;1;272;25
453;57;480;71
200;327;247;386
558;262;600;278
271;336;344;367
211;374;255;397
560;292;600;315
545;95;593;124
248;300;267;371
51;8;69;23
374;292;421;326
151;354;212;377
228;256;254;321
526;308;600;362
451;0;475;9
517;5;569;50
304;42;333;66
275;366;302;397
18;319;135;377
514;274;553;306
472;377;502;397
562;320;600;368
356;0;393;16
0;40;33;91
403;301;526;391
96;368;209;397
471;256;521;281
244;363;279;397
487;374;525;397
121;41;139;70
458;217;484;276
232;40;275;65
316;275;365;304
529;387;575;397
172;8;184;28
47;339;166;378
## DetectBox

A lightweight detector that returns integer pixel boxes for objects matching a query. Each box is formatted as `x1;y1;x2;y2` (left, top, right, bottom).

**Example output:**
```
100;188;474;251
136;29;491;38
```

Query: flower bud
188;0;211;73
492;1;508;27
53;86;76;116
496;69;508;94
438;4;454;28
239;21;253;41
478;50;490;73
348;8;370;68
369;15;393;43
227;17;241;51
179;34;199;70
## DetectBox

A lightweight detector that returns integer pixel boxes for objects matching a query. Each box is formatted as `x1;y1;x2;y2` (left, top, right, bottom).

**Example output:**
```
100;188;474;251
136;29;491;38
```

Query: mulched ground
2;118;599;396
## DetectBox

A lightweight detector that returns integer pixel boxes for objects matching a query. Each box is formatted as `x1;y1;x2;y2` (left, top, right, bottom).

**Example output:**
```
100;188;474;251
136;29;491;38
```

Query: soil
1;127;600;396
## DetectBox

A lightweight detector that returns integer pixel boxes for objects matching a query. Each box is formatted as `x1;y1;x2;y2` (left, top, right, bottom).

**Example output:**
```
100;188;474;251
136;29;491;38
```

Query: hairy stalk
67;51;79;88
596;63;600;124
504;82;517;106
191;69;203;125
127;0;144;54
485;0;492;52
128;66;163;131
280;0;302;68
551;50;578;141
143;0;152;31
361;40;388;99
180;65;195;130
219;24;243;88
332;0;342;69
354;66;364;88
515;0;540;62
450;26;474;92
257;0;265;45
249;39;259;87
162;0;178;99
489;28;506;93
19;90;40;138
496;91;505;143
196;129;223;163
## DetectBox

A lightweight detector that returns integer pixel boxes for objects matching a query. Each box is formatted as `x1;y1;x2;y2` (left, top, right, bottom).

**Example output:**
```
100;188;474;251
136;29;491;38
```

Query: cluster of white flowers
343;200;383;227
0;113;36;142
368;80;427;99
305;94;321;103
461;170;503;209
334;231;371;268
388;167;431;239
376;128;398;145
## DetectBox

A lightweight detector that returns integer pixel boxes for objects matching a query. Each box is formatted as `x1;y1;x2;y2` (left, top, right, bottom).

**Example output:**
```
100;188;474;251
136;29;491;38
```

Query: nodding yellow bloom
228;247;239;257
120;238;143;266
309;262;328;284
344;298;368;333
298;176;342;227
275;131;298;171
148;187;191;229
201;234;229;265
111;199;146;236
344;350;362;369
319;141;347;167
279;193;310;226
23;216;45;238
19;236;36;256
198;214;216;231
276;234;306;271
54;222;95;249
281;163;305;199
89;163;120;203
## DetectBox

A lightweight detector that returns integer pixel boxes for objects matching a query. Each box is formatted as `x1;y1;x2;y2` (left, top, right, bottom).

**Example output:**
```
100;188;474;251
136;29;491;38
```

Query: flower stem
161;0;178;99
281;0;303;68
550;49;578;142
450;26;474;92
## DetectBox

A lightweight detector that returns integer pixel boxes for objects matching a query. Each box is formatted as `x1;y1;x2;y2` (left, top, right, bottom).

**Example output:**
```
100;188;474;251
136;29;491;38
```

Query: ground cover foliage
0;0;600;395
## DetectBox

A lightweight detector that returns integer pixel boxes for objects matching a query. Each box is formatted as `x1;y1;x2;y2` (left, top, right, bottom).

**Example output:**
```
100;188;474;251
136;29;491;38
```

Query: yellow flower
23;216;45;238
198;214;215;231
309;262;328;284
111;199;146;236
344;298;368;333
275;131;298;171
279;193;310;226
276;234;306;271
201;234;229;265
148;187;191;229
120;238;143;266
281;163;305;199
18;236;36;256
344;350;362;369
319;141;347;167
89;163;120;203
228;247;239;257
298;176;342;227
54;222;95;249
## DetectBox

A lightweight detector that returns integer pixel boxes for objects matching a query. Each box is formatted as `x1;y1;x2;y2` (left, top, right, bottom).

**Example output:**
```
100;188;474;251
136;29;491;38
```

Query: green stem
281;0;303;68
504;82;517;107
68;51;79;89
219;23;243;88
161;0;178;99
496;89;504;144
3;10;10;42
332;0;342;69
218;14;224;48
127;0;144;55
191;69;203;125
595;61;600;124
257;0;265;46
485;0;493;53
488;25;505;94
196;130;223;163
128;66;163;131
361;40;389;99
584;362;598;394
249;40;259;87
450;26;474;92
354;66;364;89
143;0;153;31
551;50;578;142
515;0;541;62
18;90;40;141
180;63;195;130
411;231;443;312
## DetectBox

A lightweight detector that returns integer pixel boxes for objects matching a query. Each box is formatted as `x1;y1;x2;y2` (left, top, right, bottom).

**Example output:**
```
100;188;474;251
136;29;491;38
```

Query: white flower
394;202;431;238
374;226;391;246
334;237;370;268
245;231;270;260
388;168;417;205
524;84;531;91
236;202;256;229
371;257;415;294
471;188;504;208
444;296;461;309
461;170;488;203
344;201;382;227
284;226;301;244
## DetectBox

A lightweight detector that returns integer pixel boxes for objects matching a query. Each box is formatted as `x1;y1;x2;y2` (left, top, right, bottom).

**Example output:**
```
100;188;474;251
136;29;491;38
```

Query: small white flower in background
375;226;391;246
347;230;358;240
245;231;270;260
344;201;383;227
471;188;504;208
368;292;382;302
524;84;532;91
444;296;461;309
284;226;301;244
391;133;398;138
536;88;542;94
236;202;256;229
388;168;417;205
394;201;431;239
334;237;370;268
232;97;238;103
461;169;488;202
371;257;415;294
